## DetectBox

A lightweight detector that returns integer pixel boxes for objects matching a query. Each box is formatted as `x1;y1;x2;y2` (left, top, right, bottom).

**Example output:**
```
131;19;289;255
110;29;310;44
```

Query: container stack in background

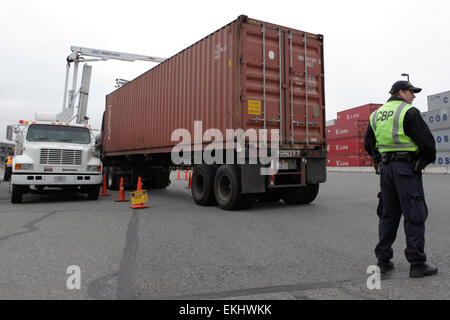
422;90;450;167
326;103;381;167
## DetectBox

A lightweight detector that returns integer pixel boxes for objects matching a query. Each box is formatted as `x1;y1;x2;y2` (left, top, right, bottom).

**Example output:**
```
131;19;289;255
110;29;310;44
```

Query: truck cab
7;117;102;203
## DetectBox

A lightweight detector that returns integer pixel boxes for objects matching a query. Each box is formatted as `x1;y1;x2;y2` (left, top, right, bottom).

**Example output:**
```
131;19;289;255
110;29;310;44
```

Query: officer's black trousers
375;161;428;264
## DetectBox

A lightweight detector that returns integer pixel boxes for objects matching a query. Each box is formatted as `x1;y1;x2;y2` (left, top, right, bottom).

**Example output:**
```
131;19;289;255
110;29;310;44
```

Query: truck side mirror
6;125;13;141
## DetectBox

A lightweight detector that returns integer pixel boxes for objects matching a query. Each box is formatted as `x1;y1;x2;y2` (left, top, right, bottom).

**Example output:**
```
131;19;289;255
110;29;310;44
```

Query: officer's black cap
390;80;422;94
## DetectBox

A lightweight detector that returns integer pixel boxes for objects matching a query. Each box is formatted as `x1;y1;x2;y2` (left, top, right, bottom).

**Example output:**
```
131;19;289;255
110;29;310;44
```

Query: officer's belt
381;151;416;163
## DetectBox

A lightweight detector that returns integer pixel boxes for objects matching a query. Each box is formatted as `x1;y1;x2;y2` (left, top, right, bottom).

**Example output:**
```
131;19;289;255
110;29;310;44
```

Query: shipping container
326;119;337;126
427;90;450;111
326;120;369;141
327;137;365;155
336;103;381;124
421;107;449;131
430;151;450;166
431;128;450;151
101;15;326;210
327;154;373;167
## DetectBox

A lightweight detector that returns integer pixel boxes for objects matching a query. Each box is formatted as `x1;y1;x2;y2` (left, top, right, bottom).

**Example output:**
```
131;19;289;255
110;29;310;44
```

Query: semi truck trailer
101;15;327;210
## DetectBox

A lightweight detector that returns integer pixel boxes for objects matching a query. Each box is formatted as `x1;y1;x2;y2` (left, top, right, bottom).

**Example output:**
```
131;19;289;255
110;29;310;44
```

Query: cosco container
430;151;450;166
427;90;450;111
101;15;326;210
421;107;449;131
431;128;450;152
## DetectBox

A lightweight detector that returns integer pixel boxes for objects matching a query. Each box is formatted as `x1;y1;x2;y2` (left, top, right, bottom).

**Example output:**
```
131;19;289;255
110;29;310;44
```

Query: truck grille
40;149;83;166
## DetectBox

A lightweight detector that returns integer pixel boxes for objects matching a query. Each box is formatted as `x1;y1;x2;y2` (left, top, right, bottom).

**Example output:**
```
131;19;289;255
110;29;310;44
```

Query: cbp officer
364;80;438;278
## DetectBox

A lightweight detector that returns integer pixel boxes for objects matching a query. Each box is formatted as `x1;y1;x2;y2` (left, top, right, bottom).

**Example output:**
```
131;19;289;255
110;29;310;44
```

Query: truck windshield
26;124;90;144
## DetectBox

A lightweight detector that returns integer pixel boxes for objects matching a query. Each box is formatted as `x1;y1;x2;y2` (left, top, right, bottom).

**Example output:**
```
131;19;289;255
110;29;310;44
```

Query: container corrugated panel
429;152;450;166
326;120;369;141
421;107;449;131
336;103;381;124
102;15;325;156
327;154;373;167
327;137;365;155
427;90;450;111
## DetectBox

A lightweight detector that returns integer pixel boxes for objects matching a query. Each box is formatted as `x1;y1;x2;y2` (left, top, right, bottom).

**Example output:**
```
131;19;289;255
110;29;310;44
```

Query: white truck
6;117;103;203
6;46;165;203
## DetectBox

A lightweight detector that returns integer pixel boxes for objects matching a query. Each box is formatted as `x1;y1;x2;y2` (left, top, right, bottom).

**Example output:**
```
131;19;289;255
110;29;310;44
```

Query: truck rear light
97;166;102;172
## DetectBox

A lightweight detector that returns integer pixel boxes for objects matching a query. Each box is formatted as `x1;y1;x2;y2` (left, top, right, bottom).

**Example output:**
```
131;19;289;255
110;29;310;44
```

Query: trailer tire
214;165;246;211
11;184;24;203
192;165;217;206
107;166;119;190
282;184;319;205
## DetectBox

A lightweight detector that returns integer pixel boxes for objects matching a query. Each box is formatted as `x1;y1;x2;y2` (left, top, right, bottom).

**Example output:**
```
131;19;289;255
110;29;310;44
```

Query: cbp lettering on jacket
376;111;394;121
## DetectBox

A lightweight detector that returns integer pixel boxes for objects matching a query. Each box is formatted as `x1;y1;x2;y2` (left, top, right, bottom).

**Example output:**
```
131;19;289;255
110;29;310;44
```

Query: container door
285;32;325;147
240;22;285;143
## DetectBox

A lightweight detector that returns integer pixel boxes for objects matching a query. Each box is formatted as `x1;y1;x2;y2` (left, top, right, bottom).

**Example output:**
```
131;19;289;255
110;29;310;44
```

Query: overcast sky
1;0;449;142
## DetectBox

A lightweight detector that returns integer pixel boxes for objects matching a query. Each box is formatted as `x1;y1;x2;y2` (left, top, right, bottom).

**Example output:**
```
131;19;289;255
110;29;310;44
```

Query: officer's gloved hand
374;162;381;175
414;159;426;174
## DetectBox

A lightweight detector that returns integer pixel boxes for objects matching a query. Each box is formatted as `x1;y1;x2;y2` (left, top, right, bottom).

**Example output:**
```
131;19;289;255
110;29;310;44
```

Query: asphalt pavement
0;170;448;300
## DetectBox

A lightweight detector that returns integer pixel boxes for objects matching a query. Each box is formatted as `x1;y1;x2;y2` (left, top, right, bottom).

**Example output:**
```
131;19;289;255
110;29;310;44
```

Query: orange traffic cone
130;177;149;209
186;170;192;189
114;177;129;202
100;175;110;196
177;170;181;180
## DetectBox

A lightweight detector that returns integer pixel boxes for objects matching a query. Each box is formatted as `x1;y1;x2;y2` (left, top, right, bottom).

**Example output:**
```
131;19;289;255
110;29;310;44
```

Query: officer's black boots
409;263;438;278
377;259;395;273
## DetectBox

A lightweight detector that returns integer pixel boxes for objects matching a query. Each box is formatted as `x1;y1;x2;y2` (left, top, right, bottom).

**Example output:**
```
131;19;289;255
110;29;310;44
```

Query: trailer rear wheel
281;184;319;205
192;165;217;206
214;165;251;211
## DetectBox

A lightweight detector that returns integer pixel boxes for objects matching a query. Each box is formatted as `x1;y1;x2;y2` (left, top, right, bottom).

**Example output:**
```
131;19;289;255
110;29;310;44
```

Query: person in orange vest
3;155;13;181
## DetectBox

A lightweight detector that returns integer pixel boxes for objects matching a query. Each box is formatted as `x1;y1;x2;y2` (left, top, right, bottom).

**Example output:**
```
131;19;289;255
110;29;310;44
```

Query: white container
429;151;450;166
421;107;450;131
427;90;450;111
431;128;450;151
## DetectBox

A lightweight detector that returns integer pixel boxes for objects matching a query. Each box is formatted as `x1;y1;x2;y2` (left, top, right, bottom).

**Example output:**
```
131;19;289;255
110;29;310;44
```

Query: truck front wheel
281;184;319;205
86;185;100;200
192;165;216;206
11;184;25;203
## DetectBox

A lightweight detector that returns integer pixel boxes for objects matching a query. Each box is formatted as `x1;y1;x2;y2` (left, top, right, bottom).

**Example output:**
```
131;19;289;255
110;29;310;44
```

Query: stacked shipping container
327;104;381;167
422;94;450;166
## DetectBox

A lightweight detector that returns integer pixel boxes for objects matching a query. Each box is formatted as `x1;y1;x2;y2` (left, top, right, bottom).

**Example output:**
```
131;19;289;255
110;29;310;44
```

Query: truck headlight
15;164;33;170
87;165;102;172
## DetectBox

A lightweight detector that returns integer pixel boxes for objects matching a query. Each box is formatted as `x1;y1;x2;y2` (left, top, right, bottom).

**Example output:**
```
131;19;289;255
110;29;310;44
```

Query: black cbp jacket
364;96;436;165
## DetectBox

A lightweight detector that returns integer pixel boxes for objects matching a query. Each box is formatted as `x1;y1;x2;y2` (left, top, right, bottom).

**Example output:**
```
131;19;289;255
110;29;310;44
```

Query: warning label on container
248;100;262;115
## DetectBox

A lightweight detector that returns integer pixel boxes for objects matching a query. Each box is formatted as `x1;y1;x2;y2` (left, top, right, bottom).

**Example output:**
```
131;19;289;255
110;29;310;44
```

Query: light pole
401;73;410;82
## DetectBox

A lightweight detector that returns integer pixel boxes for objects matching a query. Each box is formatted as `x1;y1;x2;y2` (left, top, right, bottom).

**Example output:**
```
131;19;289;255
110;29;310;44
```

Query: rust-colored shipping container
336;103;381;124
327;137;365;155
327;154;373;167
102;15;325;155
326;120;369;141
101;15;326;210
